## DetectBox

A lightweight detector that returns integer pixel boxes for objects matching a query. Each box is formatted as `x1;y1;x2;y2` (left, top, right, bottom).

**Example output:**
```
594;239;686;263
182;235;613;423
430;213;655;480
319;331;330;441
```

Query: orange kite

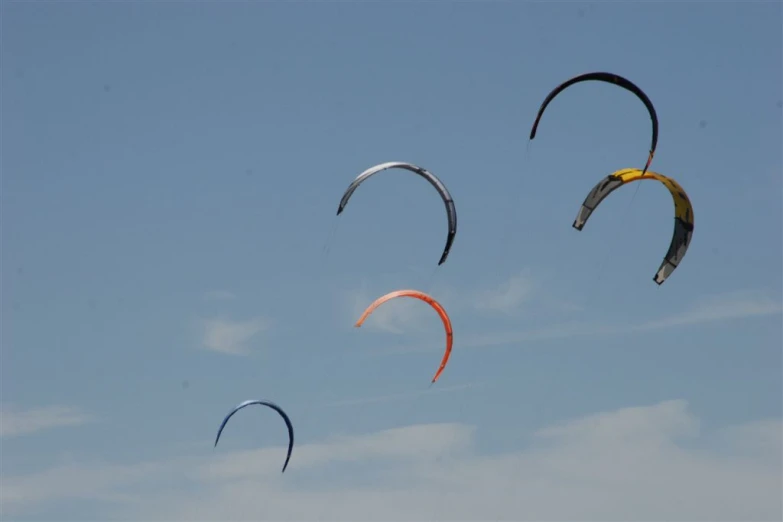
354;289;453;384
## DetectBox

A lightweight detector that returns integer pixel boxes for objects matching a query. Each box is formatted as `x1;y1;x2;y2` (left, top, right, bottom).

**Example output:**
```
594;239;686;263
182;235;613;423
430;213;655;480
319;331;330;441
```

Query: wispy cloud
326;382;482;408
636;289;783;331
376;288;782;356
534;399;700;444
473;271;536;315
342;271;541;330
716;419;783;461
203;290;236;301
2;400;780;520
475;289;781;348
0;405;94;438
201;316;271;355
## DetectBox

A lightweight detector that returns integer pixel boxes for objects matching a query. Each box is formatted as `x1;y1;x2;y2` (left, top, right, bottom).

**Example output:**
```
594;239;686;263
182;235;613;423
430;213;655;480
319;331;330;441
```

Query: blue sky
1;1;781;520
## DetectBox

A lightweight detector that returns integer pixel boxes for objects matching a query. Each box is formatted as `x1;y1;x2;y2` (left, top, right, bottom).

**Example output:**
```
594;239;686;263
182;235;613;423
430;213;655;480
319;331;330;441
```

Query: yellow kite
573;168;694;285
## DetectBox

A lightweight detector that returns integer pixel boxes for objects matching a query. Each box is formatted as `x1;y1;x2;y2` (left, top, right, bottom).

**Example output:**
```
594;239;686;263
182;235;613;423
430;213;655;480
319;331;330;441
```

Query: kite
354;289;453;384
529;72;659;175
573;168;694;285
336;162;457;265
214;400;295;473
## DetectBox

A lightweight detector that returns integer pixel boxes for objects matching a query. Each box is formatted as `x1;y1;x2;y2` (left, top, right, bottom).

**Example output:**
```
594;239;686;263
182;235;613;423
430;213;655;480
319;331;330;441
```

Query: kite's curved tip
353;322;362;328
572;221;584;231
528;124;538;140
641;154;654;177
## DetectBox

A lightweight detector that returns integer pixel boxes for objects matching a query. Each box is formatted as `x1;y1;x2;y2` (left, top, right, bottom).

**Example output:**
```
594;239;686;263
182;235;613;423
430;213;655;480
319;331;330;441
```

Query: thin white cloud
198;422;474;483
203;290;236;301
716;419;783;462
2;400;780;521
534;399;700;445
326;382;482;408
0;405;94;438
637;289;783;331
473;271;536;315
342;271;540;331
0;459;168;509
201;316;271;355
379;288;782;356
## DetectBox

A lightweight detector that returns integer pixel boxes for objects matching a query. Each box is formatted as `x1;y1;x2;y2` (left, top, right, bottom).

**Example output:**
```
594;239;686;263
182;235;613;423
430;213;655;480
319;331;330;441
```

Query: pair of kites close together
213;71;695;474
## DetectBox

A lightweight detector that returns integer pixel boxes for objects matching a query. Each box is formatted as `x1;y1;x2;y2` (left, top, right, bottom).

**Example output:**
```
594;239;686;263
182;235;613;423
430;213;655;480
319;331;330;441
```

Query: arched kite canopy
355;289;453;384
336;162;458;266
214;400;295;473
573;168;694;285
530;72;659;175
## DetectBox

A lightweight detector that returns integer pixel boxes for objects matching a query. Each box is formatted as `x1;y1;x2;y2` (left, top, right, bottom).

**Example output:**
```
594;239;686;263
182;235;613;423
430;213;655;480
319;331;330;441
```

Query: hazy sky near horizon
2;1;781;520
